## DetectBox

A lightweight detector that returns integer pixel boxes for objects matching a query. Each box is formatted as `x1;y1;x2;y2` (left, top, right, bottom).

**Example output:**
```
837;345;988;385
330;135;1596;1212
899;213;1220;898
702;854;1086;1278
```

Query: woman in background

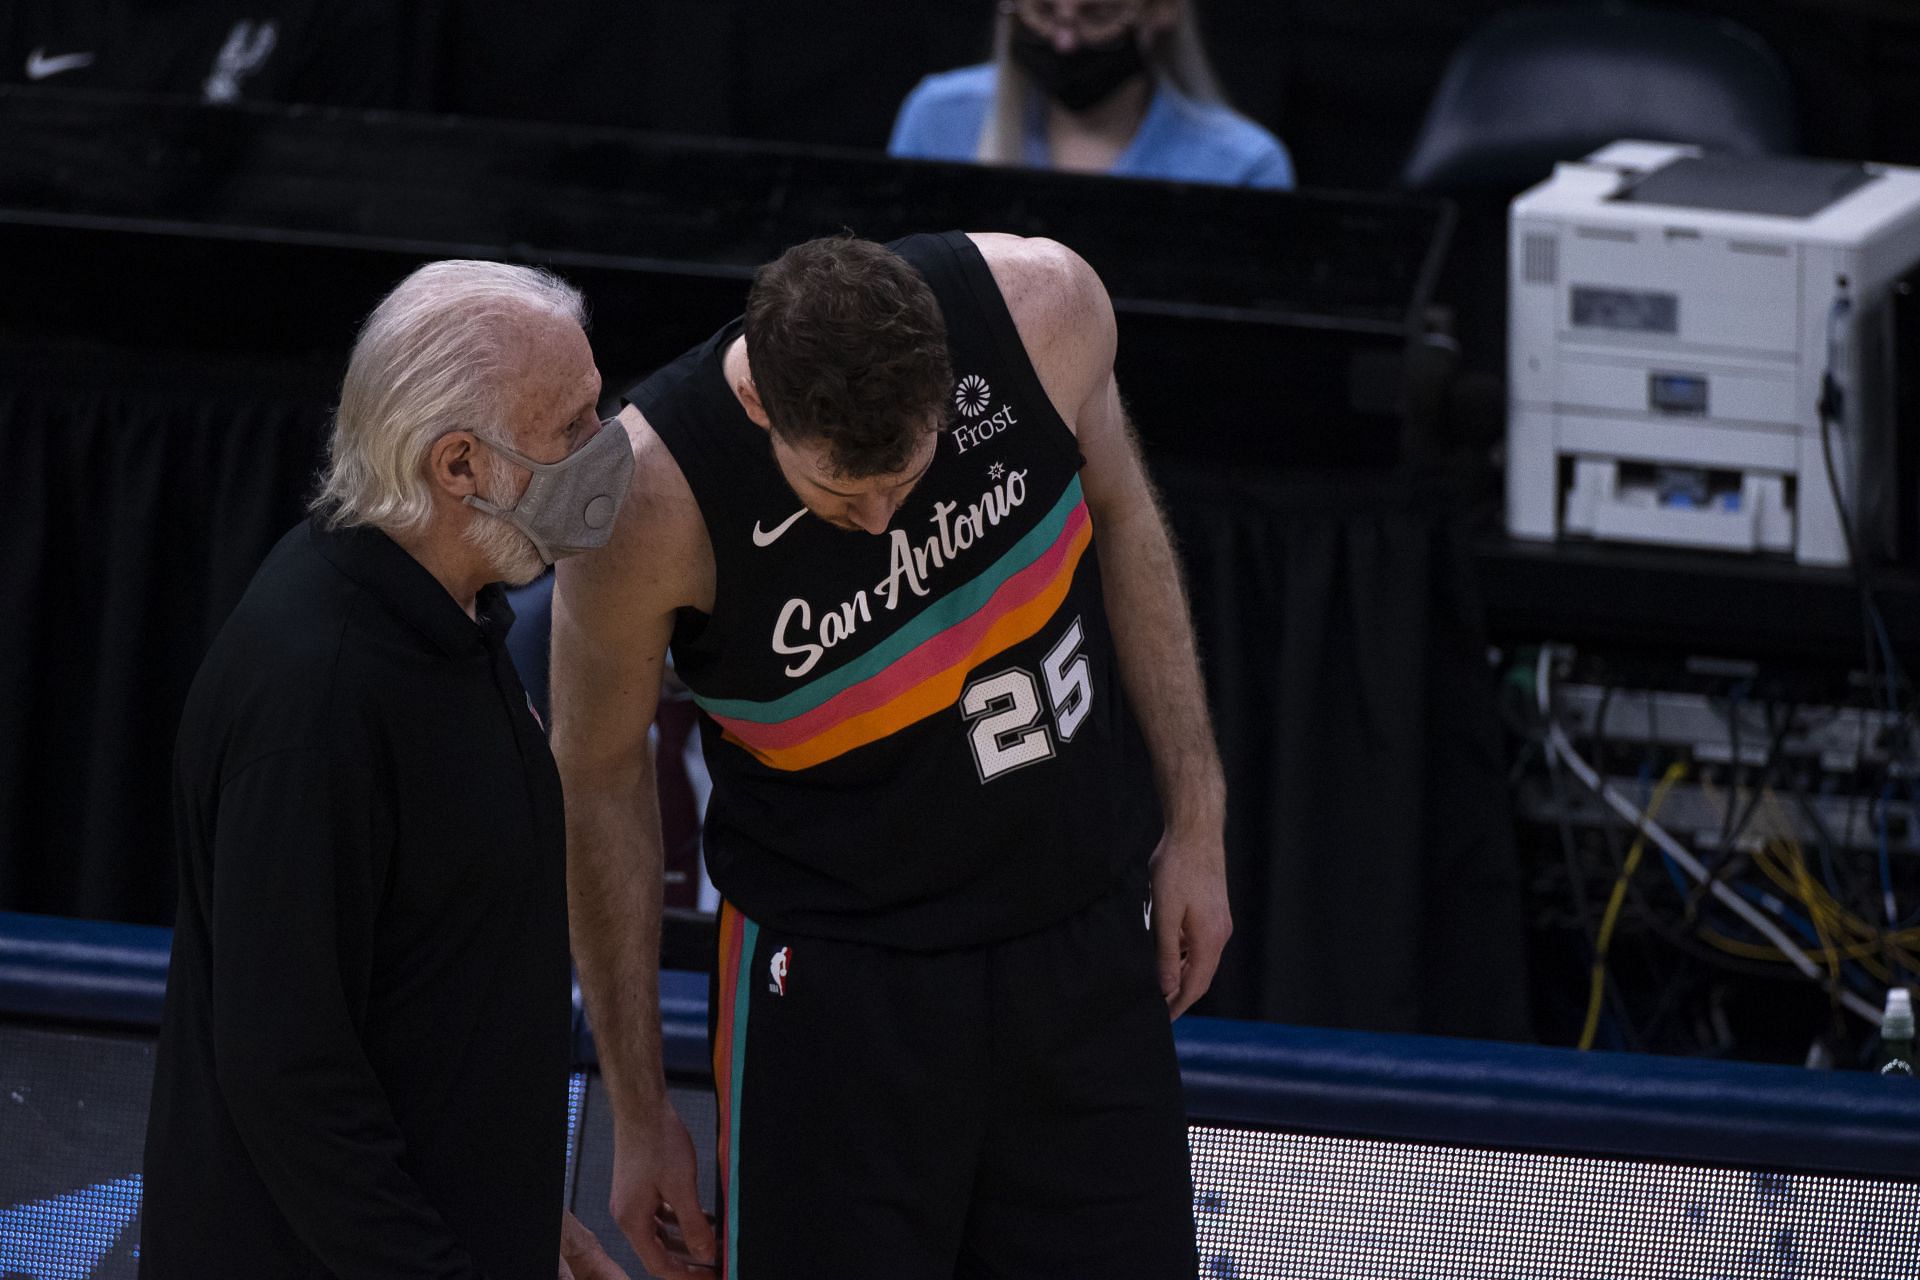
890;0;1293;188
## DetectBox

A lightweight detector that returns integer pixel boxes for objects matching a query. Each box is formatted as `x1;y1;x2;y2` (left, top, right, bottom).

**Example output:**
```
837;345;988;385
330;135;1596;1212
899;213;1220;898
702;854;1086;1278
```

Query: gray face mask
463;418;635;564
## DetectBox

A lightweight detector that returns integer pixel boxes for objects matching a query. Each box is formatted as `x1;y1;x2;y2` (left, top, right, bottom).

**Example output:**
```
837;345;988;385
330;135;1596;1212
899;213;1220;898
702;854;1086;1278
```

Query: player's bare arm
550;406;717;1277
974;232;1231;1018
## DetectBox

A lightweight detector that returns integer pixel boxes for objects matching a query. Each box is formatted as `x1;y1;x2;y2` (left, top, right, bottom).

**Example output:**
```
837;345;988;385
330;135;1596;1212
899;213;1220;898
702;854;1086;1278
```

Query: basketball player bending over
553;230;1229;1279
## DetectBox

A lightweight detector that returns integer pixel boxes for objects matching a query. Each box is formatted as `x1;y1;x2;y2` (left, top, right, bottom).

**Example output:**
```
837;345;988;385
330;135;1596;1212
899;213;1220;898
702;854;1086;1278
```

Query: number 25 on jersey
959;617;1092;782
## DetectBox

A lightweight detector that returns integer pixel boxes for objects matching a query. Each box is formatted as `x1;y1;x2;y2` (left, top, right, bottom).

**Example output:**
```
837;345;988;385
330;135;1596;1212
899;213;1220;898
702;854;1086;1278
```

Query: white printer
1507;140;1920;566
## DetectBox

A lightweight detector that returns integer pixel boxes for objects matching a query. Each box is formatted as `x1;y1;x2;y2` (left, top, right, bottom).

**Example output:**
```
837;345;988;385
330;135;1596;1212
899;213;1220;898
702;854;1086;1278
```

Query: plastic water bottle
1878;988;1914;1077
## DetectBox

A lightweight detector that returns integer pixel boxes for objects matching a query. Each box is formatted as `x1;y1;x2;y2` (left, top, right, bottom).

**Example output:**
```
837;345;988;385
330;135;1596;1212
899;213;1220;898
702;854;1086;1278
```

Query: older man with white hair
141;260;633;1279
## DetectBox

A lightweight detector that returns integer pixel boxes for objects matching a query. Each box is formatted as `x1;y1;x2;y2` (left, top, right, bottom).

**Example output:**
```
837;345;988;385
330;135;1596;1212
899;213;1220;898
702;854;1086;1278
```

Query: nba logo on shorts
769;946;790;996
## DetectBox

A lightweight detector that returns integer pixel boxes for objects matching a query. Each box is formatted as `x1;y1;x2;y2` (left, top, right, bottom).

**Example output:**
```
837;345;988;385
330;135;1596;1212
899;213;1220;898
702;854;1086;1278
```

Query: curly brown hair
743;235;954;478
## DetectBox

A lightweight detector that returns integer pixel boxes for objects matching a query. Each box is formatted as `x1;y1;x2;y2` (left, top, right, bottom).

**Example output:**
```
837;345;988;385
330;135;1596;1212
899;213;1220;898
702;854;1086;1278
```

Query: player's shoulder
569;404;712;611
966;230;1091;277
619;404;704;544
967;233;1108;326
966;232;1115;395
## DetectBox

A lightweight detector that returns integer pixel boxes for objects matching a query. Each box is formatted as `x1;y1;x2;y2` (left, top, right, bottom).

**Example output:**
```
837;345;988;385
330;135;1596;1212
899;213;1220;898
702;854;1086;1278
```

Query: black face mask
1010;20;1148;114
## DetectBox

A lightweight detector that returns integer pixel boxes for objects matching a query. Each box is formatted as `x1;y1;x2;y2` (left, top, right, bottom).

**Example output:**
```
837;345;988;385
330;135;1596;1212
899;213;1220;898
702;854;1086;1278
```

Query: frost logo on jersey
951;376;1020;454
768;946;790;996
203;20;278;103
954;375;992;417
772;469;1030;677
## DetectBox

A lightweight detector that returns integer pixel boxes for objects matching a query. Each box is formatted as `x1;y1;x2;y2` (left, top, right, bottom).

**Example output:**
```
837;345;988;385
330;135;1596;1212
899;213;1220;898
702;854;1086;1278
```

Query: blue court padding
8;910;1920;1278
7;909;1918;1181
0;912;169;1027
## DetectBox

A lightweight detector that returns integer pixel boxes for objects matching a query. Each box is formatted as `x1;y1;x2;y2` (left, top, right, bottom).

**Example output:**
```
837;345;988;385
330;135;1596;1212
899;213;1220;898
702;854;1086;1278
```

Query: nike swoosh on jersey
25;48;95;80
751;508;808;548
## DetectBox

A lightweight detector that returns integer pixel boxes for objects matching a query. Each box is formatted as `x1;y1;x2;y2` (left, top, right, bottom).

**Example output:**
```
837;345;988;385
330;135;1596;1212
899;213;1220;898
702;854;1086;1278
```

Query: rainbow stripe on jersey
693;477;1092;772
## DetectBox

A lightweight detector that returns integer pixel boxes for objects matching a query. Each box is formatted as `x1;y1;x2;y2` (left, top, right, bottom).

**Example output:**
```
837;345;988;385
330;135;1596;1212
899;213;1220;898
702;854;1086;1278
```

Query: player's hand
610;1095;717;1277
1148;828;1232;1019
559;1208;630;1280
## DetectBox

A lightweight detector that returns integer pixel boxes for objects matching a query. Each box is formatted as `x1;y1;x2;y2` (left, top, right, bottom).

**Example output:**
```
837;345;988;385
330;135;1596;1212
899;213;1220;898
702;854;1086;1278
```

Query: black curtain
0;336;1531;1043
0;343;331;922
1162;464;1532;1040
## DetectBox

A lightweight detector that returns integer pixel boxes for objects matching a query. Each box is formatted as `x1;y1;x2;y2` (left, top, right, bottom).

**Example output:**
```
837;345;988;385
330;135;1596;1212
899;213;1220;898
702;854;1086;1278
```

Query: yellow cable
1771;836;1919;968
1695;846;1910;979
1786;840;1843;988
1571;766;1919;1033
1698;928;1896;969
1761;791;1920;950
1580;761;1688;1051
1760;835;1869;940
1755;844;1863;946
1746;789;1920;977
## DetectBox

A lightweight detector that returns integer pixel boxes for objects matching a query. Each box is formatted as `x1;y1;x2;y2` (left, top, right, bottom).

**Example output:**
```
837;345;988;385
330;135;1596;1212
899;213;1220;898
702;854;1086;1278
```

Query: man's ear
737;377;772;431
426;431;483;499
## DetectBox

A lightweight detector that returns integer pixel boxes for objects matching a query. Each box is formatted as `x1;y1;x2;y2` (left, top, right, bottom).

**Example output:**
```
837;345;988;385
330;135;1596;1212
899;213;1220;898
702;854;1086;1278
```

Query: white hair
311;259;585;534
977;2;1229;166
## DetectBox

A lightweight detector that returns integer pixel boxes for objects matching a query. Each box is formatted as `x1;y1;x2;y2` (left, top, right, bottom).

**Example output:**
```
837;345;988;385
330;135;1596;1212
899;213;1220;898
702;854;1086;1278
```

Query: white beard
462;455;548;587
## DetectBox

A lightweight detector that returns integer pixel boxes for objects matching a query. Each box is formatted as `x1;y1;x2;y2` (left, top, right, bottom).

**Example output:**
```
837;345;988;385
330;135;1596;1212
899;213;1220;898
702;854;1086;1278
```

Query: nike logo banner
25;48;95;80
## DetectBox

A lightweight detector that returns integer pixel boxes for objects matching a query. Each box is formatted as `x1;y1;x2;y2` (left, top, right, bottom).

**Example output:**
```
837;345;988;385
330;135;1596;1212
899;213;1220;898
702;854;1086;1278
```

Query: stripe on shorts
713;901;758;1280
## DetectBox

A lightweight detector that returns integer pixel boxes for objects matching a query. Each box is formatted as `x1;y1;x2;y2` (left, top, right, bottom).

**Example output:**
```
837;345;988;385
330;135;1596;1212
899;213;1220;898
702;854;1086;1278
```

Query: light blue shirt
888;62;1294;189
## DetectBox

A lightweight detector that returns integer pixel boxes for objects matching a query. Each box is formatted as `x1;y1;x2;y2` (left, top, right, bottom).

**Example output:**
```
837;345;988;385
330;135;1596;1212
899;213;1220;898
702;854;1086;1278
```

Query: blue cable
1878;780;1898;928
1870;603;1901;714
1730;881;1820;946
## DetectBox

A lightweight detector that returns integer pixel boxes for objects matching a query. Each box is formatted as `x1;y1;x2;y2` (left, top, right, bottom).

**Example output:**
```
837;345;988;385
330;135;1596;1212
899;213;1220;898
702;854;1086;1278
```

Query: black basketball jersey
632;231;1158;949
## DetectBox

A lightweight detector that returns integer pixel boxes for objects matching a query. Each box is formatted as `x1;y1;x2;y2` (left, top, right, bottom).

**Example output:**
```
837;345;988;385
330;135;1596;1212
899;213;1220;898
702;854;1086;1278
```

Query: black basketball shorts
708;887;1195;1279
